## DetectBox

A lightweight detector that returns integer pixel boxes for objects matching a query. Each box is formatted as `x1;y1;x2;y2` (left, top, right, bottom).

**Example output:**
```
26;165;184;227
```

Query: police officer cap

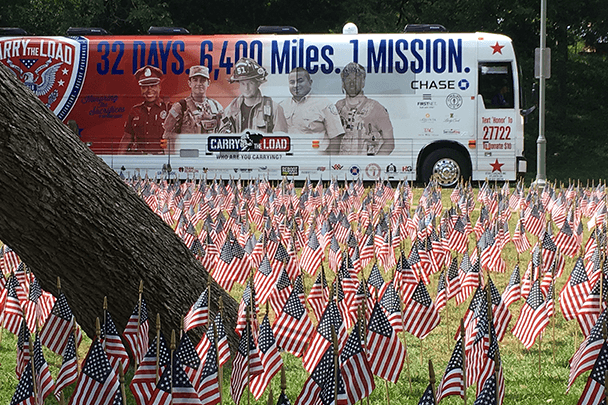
341;62;366;80
189;65;210;79
135;65;163;86
229;57;268;83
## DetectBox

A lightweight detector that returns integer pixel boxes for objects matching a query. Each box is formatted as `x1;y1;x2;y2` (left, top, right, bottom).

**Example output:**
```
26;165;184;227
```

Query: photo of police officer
280;67;344;154
336;62;394;155
162;65;223;147
219;57;287;134
119;65;171;154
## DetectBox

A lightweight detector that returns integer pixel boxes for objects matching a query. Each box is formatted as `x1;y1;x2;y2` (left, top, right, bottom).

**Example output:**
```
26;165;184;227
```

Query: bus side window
478;62;514;109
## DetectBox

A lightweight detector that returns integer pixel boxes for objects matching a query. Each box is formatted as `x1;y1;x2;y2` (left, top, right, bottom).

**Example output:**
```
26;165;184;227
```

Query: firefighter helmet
229;57;268;83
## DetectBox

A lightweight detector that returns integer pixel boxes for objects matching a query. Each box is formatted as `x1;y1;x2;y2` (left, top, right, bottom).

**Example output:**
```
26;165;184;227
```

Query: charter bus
0;24;531;186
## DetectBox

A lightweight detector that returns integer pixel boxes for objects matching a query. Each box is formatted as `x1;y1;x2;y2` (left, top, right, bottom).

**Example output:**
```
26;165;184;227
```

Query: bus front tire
421;149;469;187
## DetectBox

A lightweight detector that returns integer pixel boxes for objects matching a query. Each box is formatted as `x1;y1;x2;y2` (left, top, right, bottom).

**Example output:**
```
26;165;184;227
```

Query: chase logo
208;132;291;152
0;36;88;120
458;79;469;90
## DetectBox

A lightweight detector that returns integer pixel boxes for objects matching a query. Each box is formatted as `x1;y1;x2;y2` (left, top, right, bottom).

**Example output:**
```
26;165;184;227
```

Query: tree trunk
0;64;239;351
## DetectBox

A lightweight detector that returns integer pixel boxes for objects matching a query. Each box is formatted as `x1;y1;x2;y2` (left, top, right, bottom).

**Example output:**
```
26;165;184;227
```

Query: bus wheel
421;149;469;187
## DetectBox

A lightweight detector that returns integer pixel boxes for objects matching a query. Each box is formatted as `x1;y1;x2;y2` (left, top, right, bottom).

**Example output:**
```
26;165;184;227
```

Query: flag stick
331;325;340;405
102;296;108;351
30;331;38;404
429;359;436;399
135;279;144;368
246;306;251;405
213;320;222;405
461;318;467;405
118;363;128;405
156;313;161;383
171;329;176;402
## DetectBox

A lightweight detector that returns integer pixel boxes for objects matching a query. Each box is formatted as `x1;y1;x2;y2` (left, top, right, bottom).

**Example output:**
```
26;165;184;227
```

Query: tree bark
0;64;239;351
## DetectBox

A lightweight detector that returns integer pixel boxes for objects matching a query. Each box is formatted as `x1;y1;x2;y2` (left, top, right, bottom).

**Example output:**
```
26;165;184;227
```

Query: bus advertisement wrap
0;31;526;185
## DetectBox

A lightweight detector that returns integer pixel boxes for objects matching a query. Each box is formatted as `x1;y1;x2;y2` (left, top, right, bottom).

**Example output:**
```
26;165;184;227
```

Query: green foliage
2;0;608;181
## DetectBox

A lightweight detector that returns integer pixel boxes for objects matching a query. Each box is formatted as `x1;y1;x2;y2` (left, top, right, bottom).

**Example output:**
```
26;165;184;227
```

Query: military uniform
220;93;288;134
281;95;344;142
164;96;223;134
336;94;394;155
124;100;171;154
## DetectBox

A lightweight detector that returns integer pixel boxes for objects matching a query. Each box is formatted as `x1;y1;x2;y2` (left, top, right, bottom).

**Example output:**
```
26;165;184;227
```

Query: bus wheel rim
432;158;460;186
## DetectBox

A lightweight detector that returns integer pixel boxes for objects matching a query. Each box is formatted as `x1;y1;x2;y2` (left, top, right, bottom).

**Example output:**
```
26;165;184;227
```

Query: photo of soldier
335;62;395;155
162;65;223;147
119;65;170;154
280;67;344;154
219;57;287;134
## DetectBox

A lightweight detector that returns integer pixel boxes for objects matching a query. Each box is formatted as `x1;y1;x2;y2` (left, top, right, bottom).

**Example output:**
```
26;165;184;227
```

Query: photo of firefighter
335;62;394;155
219;57;287;134
119;65;171;154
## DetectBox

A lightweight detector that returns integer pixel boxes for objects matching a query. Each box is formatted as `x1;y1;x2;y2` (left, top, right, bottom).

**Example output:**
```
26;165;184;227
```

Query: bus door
476;61;518;181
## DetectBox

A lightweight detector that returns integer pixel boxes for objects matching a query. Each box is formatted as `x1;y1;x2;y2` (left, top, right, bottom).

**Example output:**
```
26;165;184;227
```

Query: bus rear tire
421;149;469;187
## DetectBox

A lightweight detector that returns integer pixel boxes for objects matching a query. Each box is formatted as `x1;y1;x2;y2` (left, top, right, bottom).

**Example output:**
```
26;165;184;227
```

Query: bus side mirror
520;82;537;118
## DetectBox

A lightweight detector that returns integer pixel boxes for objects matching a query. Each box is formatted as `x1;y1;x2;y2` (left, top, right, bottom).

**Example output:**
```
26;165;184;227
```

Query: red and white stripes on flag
366;303;405;383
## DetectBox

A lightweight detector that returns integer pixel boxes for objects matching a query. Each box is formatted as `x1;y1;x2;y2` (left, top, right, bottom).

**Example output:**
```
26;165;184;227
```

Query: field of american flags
2;178;606;404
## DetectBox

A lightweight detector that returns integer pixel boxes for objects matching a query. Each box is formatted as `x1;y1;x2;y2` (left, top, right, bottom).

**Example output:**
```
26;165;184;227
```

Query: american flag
449;216;470;254
123;296;150;365
183;288;209;332
2;274;24;336
511;279;550;349
540;231;558;272
513;215;532;254
295;346;348;405
417;383;436;405
457;257;482;305
435;270;448;313
54;333;79;401
15;319;30;379
300;228;324;275
268;268;293;317
554;218;580;258
213;238;238;291
436;336;465;402
560;257;591;321
147;355;202;405
250;314;283;400
367;262;387;300
303;300;345;373
366;303;405;383
2;244;21;274
101;311;130;376
254;255;278;306
340;324;375;405
129;334;170;405
568;310;606;391
33;334;56;404
175;333;203;398
380;281;404;333
487;278;512;342
577;340;608;405
446;256;461;301
472;373;500;405
197;326;221;405
236;280;258;337
196;312;231;368
24;276;54;333
69;337;120;405
402;281;441;339
9;361;34;405
576;277;607;338
273;287;314;357
39;291;82;356
307;269;329;323
230;319;263;405
501;264;521;308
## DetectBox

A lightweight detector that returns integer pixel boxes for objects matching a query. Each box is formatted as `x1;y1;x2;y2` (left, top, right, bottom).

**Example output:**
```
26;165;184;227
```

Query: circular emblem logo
365;163;381;179
458;79;470;90
446;93;463;110
386;163;397;173
350;165;360;176
160;110;167;119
